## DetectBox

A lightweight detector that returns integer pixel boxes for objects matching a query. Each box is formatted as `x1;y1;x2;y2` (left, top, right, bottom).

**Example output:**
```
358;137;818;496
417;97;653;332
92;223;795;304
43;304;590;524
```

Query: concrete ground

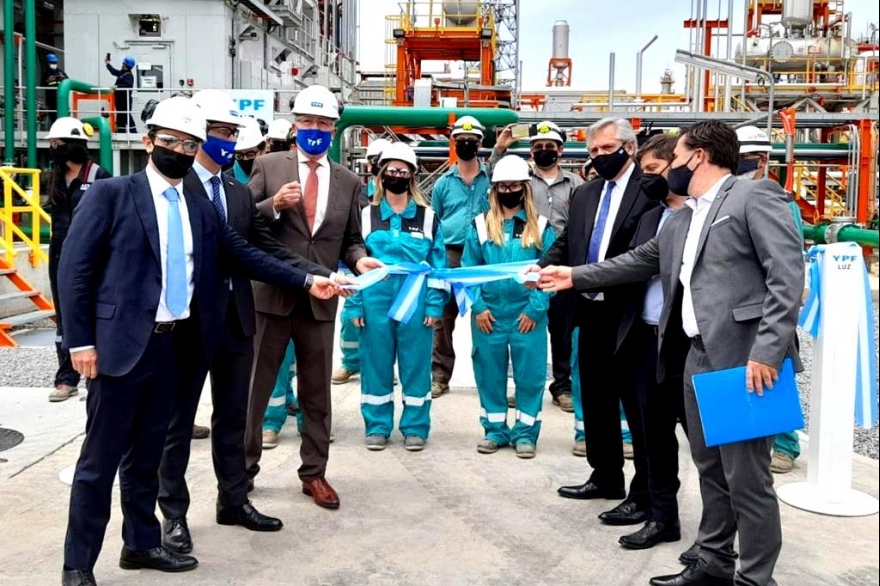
0;322;878;586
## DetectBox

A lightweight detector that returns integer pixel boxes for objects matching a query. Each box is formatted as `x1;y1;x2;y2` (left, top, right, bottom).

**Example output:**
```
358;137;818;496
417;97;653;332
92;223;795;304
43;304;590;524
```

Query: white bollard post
777;242;879;516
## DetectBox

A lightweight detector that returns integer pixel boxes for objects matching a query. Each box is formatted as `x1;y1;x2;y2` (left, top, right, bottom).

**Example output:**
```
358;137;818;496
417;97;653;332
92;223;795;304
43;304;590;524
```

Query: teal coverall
463;211;556;447
262;341;302;433
347;198;448;440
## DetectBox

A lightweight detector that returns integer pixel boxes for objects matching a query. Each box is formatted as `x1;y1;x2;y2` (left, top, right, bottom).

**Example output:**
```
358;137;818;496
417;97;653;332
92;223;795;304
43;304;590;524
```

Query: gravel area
2;305;878;459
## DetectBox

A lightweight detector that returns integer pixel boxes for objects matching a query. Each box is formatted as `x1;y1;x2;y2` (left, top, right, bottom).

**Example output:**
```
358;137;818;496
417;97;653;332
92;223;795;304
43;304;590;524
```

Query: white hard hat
736;125;772;154
190;89;243;127
292;85;340;120
266;118;293;140
366;138;393;158
491;155;530;182
378;142;418;170
530;130;564;144
145;96;207;142
45;117;91;140
451;115;485;138
235;117;265;152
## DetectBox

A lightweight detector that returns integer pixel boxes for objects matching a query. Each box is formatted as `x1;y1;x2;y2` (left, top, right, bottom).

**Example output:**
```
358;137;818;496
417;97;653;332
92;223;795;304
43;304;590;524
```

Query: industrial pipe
608;52;616;111
3;0;15;164
24;0;37;169
636;35;659;96
55;79;114;118
81;116;114;175
331;106;519;162
802;223;880;249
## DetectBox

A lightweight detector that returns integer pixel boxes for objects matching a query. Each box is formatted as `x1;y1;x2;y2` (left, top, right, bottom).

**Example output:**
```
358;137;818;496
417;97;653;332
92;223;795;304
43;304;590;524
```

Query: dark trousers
431;246;462;384
632;320;688;521
246;301;334;482
63;321;194;571
158;304;253;519
685;338;781;586
113;89;136;132
48;240;80;388
576;299;648;503
547;289;575;397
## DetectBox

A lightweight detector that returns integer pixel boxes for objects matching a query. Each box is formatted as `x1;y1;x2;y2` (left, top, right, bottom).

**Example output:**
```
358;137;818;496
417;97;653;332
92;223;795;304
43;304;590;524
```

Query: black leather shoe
649;563;734;586
598;499;651;526
62;569;96;586
217;502;283;532
619;519;682;549
161;517;192;554
118;546;198;572
679;542;700;565
557;481;626;501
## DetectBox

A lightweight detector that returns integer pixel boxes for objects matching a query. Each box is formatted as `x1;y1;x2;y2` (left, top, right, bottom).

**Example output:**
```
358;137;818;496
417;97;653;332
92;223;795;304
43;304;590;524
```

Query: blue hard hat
46;53;58;63
123;56;136;68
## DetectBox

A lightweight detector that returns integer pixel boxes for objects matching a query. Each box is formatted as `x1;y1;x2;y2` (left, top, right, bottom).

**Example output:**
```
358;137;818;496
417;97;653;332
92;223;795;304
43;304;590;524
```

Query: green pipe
56;79;114;118
24;0;37;169
3;0;15;164
802;223;880;249
81;116;113;175
331;106;519;162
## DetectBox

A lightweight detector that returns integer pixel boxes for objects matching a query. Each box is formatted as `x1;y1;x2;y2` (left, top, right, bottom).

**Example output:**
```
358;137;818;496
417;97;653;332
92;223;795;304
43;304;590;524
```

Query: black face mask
532;149;559;169
667;153;698;197
455;140;480;161
497;189;524;210
268;141;290;153
150;144;196;180
637;170;670;202
382;176;410;195
736;158;760;178
52;142;89;167
237;158;255;176
591;147;631;181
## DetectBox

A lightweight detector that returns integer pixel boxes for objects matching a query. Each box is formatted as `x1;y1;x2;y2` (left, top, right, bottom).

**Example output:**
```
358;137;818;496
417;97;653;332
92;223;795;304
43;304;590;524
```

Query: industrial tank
553;20;570;59
782;0;813;29
737;36;848;72
443;1;478;26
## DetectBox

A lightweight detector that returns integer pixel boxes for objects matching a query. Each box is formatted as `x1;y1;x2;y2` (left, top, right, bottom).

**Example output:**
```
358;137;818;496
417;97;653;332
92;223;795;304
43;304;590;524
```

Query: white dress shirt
679;175;730;337
193;160;228;219
146;164;196;322
587;161;634;301
299;154;331;235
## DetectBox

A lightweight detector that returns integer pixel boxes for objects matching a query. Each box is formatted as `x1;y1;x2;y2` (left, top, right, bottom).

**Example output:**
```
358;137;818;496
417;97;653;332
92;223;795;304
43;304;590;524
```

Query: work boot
331;367;358;385
477;439;500;454
365;434;388;451
770;452;795;474
572;440;587;457
552;393;574;413
623;442;634;460
49;384;79;402
262;430;279;449
507;395;516;408
515;440;536;459
404;436;426;452
431;381;449;399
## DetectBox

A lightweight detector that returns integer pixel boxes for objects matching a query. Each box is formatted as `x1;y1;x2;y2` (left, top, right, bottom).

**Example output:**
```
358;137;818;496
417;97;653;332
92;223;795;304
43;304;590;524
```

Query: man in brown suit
246;85;381;509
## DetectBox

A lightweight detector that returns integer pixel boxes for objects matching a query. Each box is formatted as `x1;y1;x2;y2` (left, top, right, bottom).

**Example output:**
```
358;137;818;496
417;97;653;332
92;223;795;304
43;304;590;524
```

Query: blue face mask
736;158;761;178
297;128;332;156
202;135;237;166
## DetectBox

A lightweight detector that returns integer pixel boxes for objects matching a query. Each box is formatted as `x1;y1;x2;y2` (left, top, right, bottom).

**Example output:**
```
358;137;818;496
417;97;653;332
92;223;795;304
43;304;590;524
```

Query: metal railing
0;167;48;268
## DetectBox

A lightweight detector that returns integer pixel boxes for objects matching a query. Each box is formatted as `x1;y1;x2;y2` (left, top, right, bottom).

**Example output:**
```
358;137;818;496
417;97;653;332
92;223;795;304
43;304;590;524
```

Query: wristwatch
304;274;315;291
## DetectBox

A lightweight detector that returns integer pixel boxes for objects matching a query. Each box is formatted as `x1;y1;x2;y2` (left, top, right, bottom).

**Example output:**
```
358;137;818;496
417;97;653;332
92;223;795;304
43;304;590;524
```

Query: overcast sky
357;0;878;94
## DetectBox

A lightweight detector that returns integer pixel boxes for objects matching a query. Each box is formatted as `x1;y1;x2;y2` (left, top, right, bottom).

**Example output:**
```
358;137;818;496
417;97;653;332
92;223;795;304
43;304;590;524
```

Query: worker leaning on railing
41;117;111;403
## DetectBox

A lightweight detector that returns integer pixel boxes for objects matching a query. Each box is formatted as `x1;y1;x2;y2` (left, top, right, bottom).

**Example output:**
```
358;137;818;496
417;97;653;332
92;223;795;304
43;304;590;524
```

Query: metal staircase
0;255;55;347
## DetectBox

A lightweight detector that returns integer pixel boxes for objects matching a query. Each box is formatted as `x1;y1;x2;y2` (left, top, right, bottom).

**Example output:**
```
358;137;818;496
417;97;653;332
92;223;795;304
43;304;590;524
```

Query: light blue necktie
162;187;188;318
585;181;615;299
209;175;226;223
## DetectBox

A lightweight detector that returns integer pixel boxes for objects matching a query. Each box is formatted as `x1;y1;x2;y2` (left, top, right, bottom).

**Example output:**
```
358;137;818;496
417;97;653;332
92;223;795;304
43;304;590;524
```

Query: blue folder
692;358;804;448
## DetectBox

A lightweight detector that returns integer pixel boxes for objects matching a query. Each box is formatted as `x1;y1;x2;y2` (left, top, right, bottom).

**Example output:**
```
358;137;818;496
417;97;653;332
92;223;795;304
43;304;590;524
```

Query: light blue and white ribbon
341;260;539;324
799;244;878;429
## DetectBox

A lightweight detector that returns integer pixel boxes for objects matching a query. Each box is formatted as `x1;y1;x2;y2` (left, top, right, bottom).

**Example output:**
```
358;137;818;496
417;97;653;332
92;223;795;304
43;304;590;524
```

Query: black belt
153;321;178;334
690;335;705;351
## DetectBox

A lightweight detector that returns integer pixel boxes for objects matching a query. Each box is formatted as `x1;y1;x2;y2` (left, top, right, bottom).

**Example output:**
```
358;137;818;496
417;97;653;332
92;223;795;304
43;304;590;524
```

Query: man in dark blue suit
58;97;337;586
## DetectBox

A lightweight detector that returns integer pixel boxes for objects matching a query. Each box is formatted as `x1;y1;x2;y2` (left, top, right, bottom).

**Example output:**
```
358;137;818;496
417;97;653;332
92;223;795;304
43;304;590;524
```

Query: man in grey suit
536;121;803;586
246;85;381;509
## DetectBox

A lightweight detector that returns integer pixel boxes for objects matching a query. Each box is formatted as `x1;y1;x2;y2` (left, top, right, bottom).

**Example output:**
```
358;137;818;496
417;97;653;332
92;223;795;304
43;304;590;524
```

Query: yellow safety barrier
0;167;49;268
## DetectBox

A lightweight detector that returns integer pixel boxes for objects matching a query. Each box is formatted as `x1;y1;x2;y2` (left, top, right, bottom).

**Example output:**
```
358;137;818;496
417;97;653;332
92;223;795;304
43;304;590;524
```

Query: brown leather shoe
302;477;340;509
192;425;210;440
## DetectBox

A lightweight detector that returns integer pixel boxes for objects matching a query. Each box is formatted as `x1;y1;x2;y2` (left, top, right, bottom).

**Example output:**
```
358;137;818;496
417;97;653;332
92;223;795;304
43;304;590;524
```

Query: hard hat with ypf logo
491;154;530;183
451;116;485;138
191;89;243;126
145;96;207;142
379;142;418;170
530;120;564;144
292;85;341;120
266;118;293;140
366;138;393;159
736;125;772;154
235;117;266;152
45;117;93;141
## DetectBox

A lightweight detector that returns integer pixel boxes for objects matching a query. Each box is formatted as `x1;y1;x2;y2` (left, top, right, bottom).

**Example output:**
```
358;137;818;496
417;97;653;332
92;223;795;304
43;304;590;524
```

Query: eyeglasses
496;182;524;193
208;125;239;140
235;150;260;161
154;134;200;155
384;168;412;178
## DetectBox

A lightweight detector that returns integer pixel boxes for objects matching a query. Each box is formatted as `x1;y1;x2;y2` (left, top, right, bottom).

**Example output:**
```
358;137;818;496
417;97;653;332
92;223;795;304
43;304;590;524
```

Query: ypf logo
832;254;857;270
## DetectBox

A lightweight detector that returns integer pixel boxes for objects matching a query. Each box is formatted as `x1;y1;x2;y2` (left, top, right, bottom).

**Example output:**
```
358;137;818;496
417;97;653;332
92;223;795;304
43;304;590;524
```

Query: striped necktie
209;175;226;223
